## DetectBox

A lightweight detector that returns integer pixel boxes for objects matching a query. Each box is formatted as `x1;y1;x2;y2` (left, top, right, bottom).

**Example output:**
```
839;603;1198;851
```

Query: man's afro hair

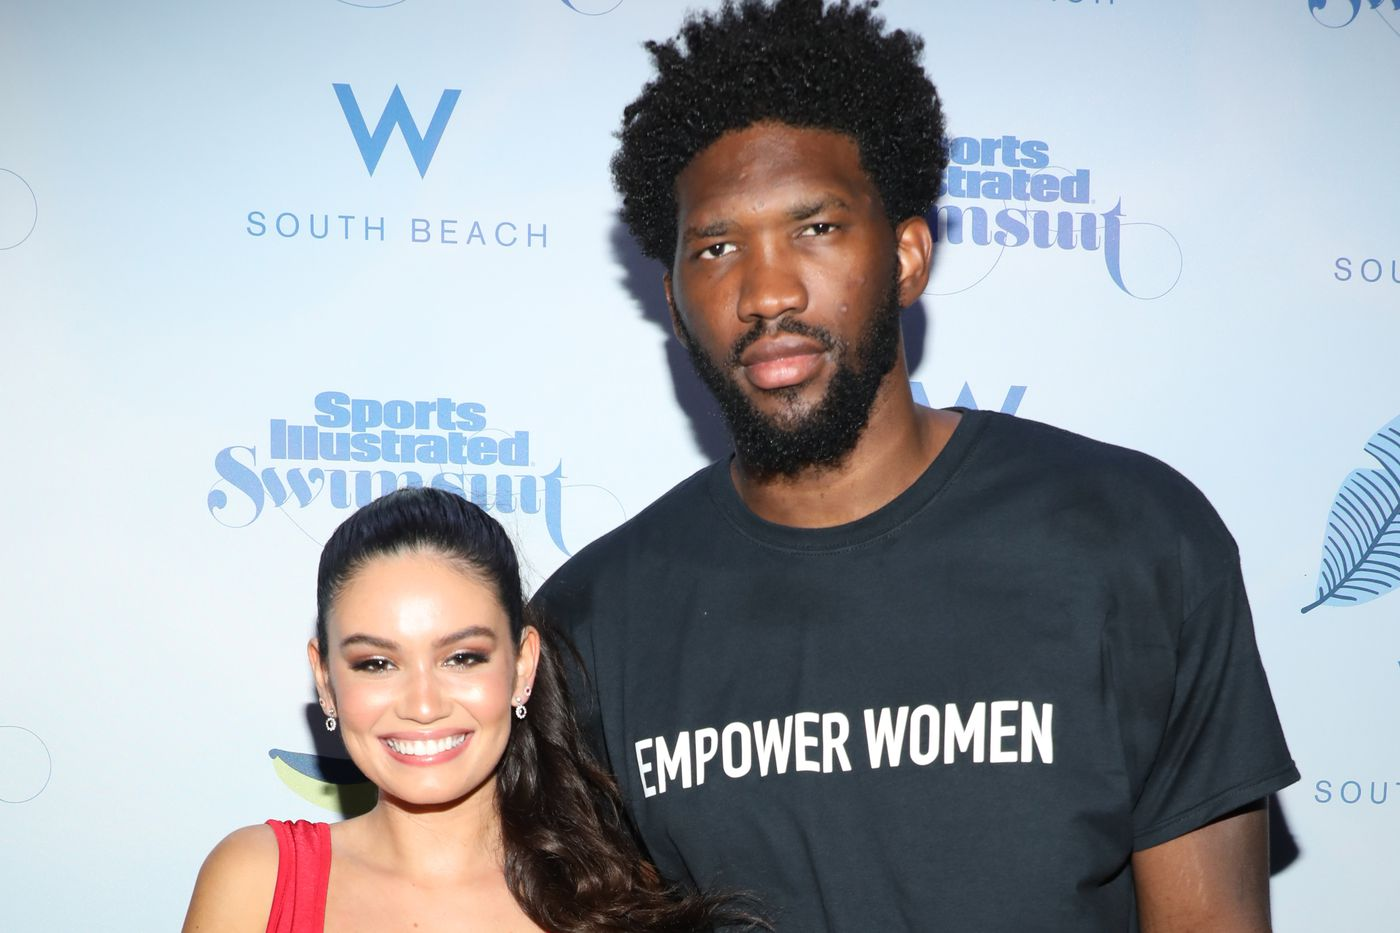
611;0;947;266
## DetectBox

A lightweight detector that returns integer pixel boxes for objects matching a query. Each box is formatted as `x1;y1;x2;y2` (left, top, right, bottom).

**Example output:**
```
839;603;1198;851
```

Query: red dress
265;820;331;933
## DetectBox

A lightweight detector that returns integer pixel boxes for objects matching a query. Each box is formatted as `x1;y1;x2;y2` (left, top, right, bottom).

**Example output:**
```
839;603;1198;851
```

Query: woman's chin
378;775;497;813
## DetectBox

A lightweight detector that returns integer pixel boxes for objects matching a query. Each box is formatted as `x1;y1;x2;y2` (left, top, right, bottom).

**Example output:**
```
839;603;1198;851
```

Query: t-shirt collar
705;407;990;552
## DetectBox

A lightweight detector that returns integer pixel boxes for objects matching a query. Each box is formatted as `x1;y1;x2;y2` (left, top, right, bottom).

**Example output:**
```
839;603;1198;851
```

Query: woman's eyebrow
340;633;397;651
338;627;497;652
434;626;498;648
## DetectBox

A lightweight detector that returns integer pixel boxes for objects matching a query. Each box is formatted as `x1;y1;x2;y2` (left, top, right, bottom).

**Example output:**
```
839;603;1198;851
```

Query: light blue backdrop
1;1;1396;929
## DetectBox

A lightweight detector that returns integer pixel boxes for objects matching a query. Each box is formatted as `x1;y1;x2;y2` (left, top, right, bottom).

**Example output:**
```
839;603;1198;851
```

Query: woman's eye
351;657;393;673
445;651;488;668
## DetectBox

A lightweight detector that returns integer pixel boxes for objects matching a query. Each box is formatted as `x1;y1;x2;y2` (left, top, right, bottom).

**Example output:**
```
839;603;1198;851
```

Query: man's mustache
726;317;839;368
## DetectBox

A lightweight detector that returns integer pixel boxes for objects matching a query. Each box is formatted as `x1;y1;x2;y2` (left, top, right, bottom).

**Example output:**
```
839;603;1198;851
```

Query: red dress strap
265;819;332;933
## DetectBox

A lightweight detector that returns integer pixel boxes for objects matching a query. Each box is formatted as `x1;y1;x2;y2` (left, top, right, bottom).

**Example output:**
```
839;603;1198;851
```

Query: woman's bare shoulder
181;824;279;933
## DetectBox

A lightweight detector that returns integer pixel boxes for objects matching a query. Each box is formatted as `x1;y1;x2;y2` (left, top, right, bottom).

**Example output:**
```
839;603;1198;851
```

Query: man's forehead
685;121;862;174
675;122;874;218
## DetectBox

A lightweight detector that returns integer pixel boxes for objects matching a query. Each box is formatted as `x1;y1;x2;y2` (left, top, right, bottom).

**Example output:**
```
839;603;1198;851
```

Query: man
535;1;1298;930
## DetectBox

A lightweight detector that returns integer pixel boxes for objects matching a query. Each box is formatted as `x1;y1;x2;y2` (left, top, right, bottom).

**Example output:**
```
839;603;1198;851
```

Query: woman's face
309;550;538;808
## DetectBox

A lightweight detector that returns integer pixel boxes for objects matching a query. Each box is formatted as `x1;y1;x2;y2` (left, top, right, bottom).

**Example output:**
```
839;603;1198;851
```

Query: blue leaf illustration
1302;415;1400;613
268;748;367;784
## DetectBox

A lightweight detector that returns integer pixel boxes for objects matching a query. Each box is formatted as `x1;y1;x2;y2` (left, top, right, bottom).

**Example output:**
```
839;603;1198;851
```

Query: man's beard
677;278;904;480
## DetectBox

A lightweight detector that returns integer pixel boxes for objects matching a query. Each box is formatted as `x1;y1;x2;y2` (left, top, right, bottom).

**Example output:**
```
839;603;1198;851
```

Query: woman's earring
512;696;527;720
523;685;532;699
322;702;337;732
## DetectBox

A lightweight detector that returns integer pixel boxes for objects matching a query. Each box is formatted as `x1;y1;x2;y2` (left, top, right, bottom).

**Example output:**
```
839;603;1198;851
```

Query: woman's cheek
455;676;504;714
336;678;396;727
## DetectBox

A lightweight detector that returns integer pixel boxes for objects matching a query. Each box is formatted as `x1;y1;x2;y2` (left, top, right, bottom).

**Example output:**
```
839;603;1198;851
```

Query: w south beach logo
243;84;549;246
1302;414;1400;613
1309;0;1400;32
333;83;460;177
927;135;1182;301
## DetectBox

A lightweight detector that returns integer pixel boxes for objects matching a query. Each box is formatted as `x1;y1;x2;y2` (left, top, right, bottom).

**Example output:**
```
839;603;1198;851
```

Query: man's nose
737;243;807;323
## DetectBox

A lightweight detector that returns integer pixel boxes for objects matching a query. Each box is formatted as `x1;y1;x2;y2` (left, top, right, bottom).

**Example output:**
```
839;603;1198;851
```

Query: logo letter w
333;83;462;178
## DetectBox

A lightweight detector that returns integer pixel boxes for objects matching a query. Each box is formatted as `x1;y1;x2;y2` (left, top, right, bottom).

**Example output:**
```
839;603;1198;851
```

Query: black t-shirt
535;410;1297;932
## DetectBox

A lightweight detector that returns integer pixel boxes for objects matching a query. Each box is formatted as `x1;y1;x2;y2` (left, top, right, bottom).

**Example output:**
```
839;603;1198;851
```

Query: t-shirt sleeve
1128;554;1299;850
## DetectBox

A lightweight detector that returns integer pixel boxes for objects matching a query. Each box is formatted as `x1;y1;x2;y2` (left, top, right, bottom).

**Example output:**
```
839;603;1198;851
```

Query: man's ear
663;271;689;346
893;216;934;307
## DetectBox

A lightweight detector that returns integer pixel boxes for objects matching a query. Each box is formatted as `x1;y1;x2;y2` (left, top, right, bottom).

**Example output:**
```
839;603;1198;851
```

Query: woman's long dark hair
316;486;759;932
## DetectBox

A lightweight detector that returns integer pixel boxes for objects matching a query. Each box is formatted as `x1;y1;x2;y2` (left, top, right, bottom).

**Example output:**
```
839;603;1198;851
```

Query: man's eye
445;651;489;668
351;657;393;673
801;222;837;236
698;242;736;259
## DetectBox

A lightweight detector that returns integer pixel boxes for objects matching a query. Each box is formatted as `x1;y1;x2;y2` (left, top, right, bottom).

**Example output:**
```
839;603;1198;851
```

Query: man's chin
747;415;823;445
737;401;828;439
725;403;856;475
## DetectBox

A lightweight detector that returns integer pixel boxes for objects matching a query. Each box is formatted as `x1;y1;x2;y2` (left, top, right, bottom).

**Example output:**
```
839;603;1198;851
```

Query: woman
184;486;750;932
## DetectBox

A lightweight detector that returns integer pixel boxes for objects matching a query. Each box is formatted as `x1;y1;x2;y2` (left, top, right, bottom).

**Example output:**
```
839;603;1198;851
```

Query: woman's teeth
385;734;466;756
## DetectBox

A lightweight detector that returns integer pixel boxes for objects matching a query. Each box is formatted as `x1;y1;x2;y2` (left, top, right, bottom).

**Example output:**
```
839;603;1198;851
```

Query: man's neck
730;371;962;528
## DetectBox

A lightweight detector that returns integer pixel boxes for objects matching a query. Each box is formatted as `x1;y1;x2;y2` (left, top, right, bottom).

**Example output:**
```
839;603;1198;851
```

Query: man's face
665;122;910;478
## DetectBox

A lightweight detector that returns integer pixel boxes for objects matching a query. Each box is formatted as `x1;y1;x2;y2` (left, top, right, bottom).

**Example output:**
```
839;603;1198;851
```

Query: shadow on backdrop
1268;792;1300;876
610;220;727;462
304;702;353;763
300;702;375;817
609;218;932;465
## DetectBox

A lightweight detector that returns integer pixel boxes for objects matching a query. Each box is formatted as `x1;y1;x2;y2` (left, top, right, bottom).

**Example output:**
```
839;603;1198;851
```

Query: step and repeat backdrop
1;1;1395;929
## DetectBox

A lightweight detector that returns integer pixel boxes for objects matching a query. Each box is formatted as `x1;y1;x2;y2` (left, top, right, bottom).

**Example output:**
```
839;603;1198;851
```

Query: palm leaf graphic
1302;415;1400;613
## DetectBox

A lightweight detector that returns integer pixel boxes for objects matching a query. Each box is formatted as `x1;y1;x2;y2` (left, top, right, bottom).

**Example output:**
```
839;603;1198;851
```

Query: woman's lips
380;731;471;766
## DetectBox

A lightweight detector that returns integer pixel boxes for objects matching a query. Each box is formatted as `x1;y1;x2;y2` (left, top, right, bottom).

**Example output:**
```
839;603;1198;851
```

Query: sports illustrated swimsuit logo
929;135;1182;300
1302;414;1400;613
207;391;584;555
1309;0;1400;32
243;85;548;248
